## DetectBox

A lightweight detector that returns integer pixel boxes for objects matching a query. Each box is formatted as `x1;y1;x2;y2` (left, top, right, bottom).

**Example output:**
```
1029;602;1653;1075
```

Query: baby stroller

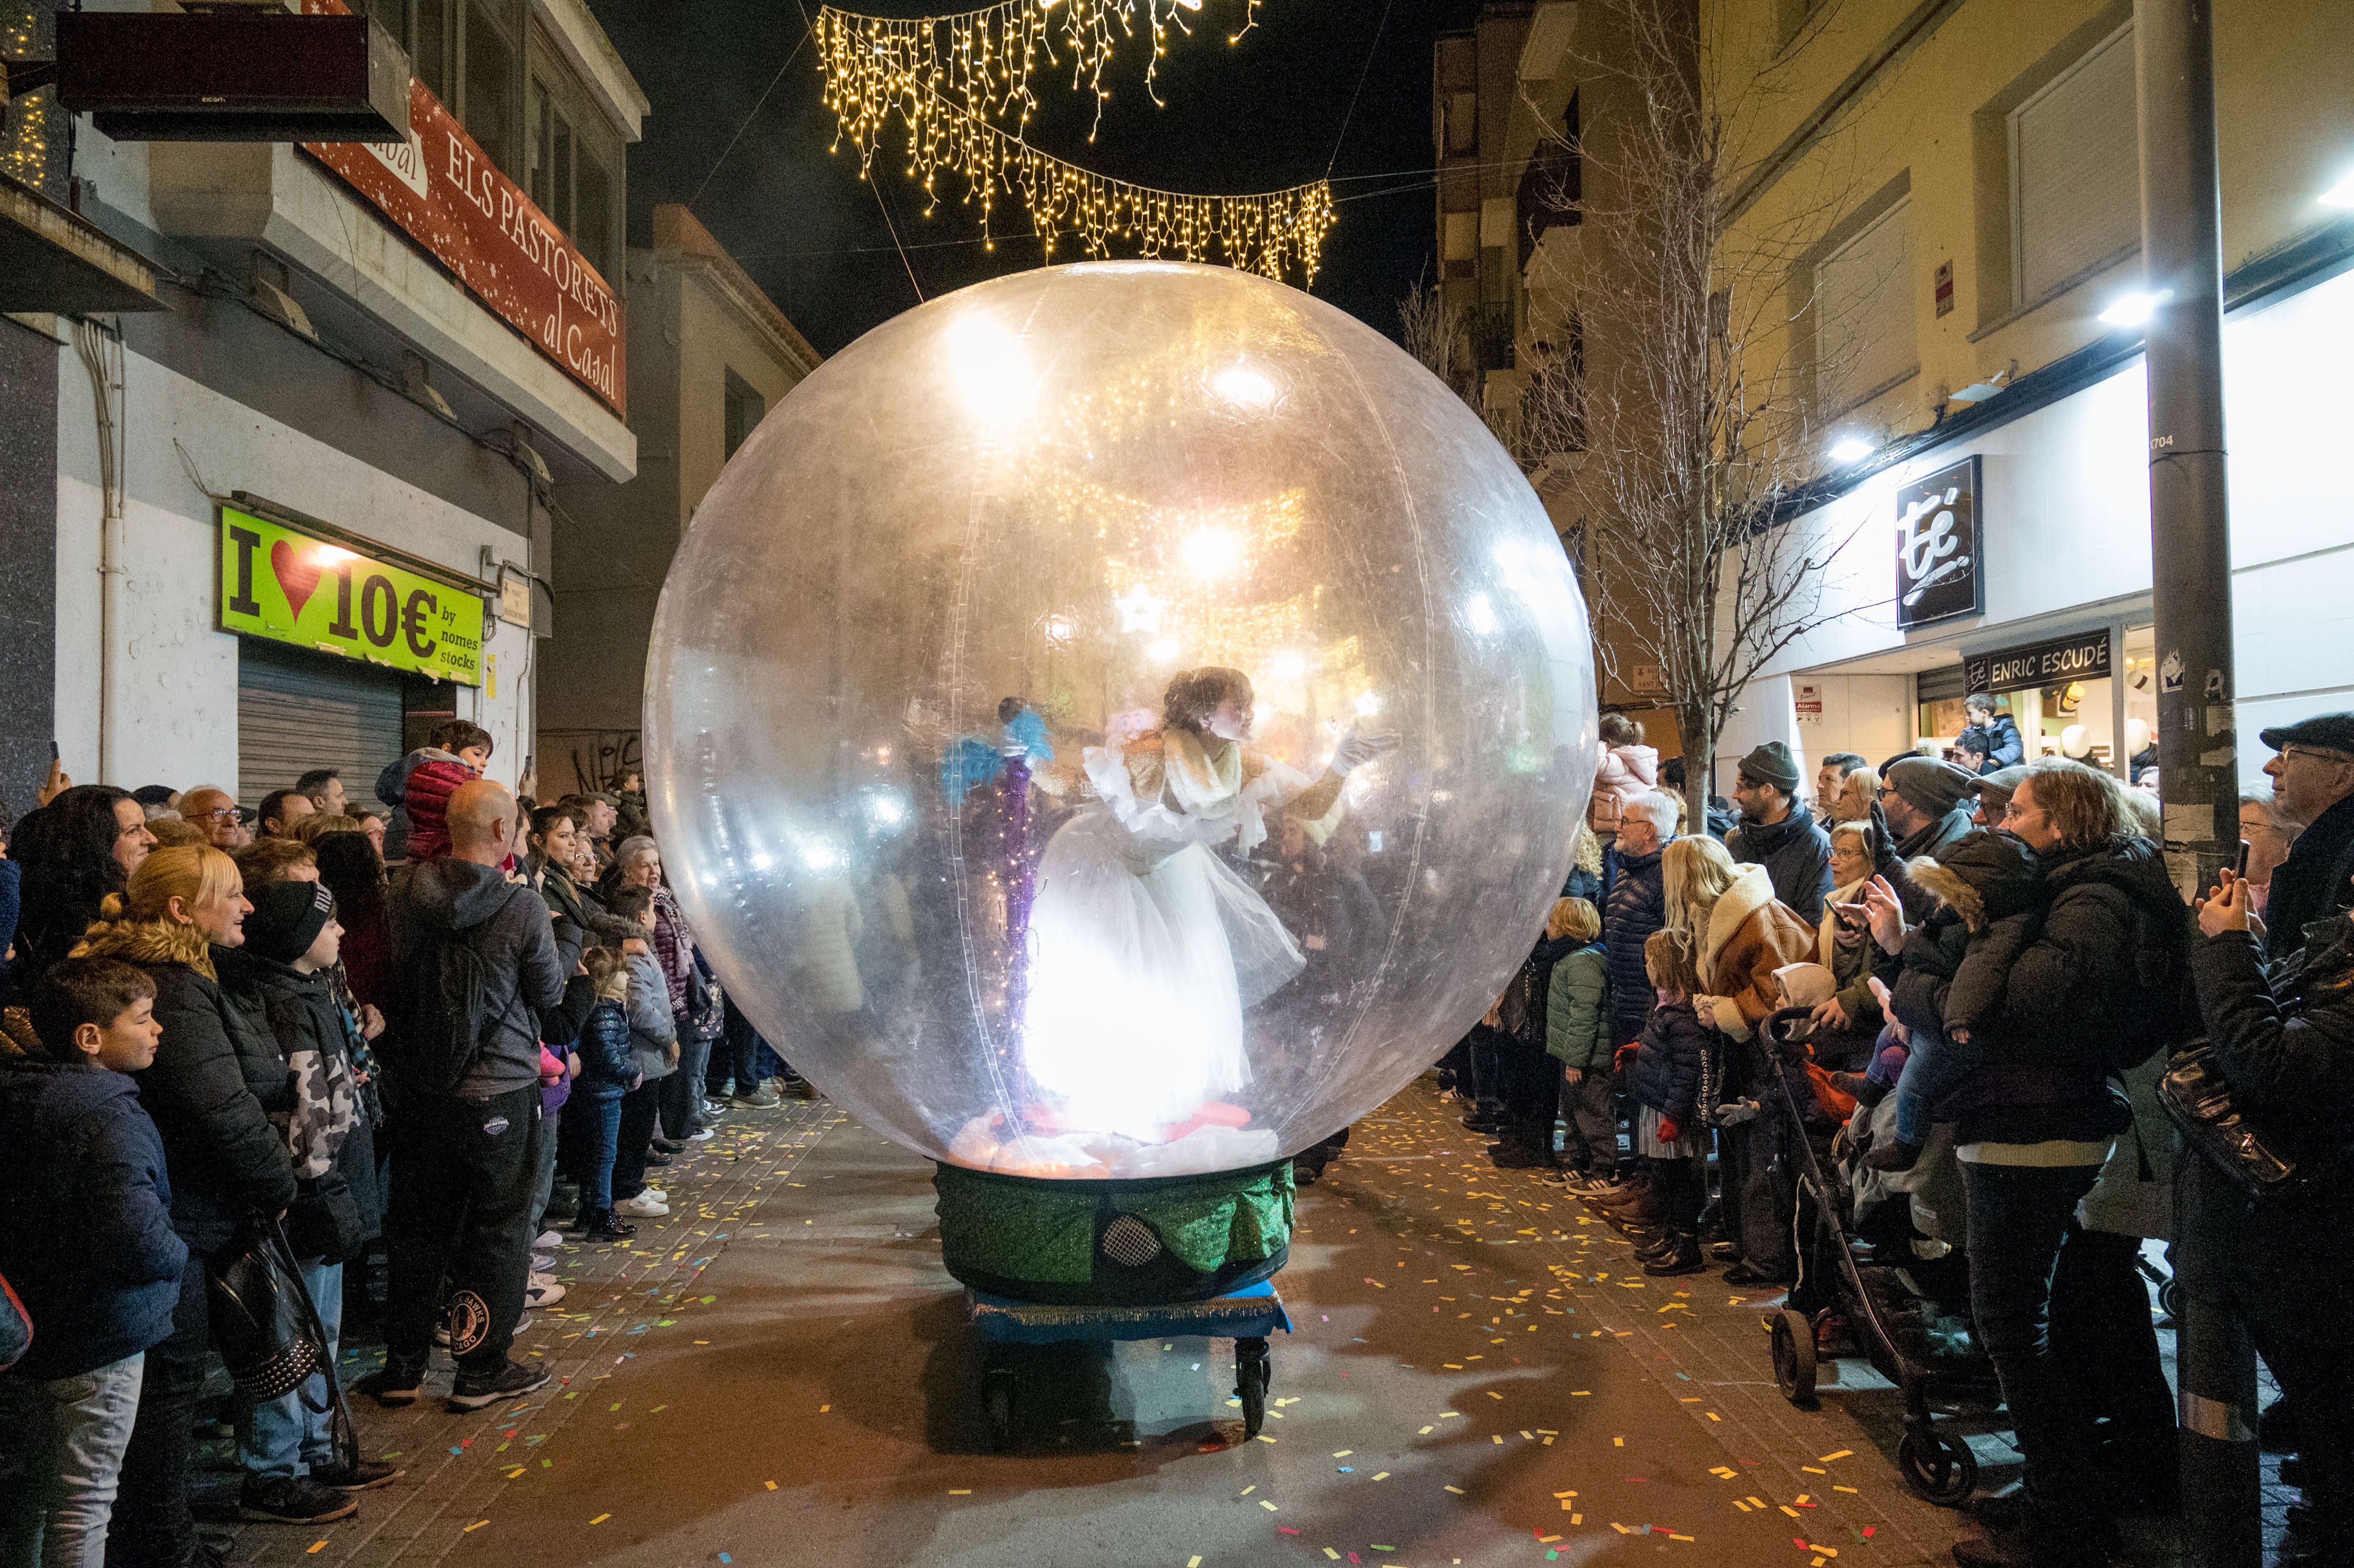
1757;1009;2006;1507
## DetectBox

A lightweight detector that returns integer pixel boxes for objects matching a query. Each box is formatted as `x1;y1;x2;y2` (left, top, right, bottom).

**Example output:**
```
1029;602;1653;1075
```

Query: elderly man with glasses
2257;714;2354;962
175;786;251;851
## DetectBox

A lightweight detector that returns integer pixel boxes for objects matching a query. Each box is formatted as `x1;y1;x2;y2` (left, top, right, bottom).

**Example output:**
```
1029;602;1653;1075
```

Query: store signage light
1895;456;1984;630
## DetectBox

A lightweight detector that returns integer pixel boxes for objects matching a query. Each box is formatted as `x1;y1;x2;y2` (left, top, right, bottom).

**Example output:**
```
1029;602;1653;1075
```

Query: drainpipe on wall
71;317;125;786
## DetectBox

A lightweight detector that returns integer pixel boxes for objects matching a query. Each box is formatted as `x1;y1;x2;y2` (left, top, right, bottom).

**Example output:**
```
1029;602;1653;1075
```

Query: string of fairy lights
811;0;1335;283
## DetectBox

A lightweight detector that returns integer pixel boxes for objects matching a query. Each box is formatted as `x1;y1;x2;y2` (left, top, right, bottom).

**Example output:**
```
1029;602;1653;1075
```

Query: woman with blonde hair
1830;766;1879;826
1606;834;1814;1284
71;847;307;1549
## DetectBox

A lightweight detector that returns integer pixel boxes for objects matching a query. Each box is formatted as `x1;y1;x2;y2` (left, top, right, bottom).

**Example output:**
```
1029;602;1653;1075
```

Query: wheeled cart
966;1280;1291;1449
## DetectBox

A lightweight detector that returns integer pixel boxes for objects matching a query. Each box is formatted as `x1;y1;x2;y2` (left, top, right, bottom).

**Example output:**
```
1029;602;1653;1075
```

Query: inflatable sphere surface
647;261;1595;1179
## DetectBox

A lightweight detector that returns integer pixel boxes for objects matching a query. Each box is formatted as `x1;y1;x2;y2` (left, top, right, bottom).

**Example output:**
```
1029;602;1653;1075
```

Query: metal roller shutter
235;641;409;811
2011;22;2139;307
1816;197;1916;412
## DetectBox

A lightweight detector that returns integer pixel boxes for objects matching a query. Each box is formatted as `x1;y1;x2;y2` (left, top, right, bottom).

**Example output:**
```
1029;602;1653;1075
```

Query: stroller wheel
1897;1425;1978;1506
1770;1309;1816;1405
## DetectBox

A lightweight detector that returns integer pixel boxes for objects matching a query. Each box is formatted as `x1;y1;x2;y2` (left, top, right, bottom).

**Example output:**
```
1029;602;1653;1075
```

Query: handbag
2156;1039;2306;1200
206;1218;360;1469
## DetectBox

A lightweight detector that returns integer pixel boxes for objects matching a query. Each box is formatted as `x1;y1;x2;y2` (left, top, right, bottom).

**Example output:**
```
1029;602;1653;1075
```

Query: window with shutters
1447;93;1480;155
2010;22;2139;309
1815;197;1917;414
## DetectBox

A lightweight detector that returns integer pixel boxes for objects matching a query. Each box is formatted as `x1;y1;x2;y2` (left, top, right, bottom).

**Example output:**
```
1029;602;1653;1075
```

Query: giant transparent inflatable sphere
647;261;1595;1180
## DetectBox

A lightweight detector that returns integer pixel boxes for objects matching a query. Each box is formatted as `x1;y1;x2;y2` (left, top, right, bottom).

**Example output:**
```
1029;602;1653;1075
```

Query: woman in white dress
1019;667;1390;1143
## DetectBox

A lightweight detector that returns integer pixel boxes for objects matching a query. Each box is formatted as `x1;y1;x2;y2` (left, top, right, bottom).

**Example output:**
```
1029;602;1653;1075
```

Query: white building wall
1734;264;2354;794
54;343;535;793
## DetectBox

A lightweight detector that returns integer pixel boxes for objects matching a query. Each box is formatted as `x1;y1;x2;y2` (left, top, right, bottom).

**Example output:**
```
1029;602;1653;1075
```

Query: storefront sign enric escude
297;0;623;416
219;506;485;687
1965;629;2111;697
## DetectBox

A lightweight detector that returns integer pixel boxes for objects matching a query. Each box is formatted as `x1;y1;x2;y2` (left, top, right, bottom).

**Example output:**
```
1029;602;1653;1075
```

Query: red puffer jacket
401;756;474;863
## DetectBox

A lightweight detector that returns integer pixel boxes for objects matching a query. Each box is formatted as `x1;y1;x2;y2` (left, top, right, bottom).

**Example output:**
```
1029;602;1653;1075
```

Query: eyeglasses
2279;746;2354;767
186;807;241;823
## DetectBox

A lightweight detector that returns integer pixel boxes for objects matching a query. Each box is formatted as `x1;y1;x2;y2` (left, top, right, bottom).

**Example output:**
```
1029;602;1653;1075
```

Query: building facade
1;0;644;814
1481;0;2354;793
537;203;821;798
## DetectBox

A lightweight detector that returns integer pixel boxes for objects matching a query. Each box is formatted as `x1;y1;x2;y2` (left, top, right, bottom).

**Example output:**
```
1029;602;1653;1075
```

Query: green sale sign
218;507;485;687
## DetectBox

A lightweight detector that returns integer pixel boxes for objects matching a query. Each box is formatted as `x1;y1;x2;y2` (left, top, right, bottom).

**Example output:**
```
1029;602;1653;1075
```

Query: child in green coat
1542;898;1615;1185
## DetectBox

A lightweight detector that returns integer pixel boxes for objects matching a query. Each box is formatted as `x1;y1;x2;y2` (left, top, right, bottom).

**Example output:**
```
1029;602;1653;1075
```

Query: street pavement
213;1078;2209;1568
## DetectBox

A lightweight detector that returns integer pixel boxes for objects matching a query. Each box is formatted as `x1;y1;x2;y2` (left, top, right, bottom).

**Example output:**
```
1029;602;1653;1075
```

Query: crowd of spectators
0;727;807;1566
1446;712;2354;1568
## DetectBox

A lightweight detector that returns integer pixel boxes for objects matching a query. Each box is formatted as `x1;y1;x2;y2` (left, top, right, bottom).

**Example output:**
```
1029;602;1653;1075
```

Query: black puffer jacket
2190;917;2354;1165
574;996;637;1097
1963;835;2181;1145
215;948;382;1264
1602;845;1666;1044
1628;996;1708;1124
1889;831;2046;1047
70;923;299;1255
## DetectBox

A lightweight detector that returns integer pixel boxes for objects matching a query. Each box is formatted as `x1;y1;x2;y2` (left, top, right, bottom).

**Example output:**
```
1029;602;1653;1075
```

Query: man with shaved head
365;778;579;1413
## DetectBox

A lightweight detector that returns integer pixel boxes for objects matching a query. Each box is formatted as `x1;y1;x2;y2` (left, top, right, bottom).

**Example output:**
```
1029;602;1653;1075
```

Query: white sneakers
533;1230;564;1250
526;1274;566;1308
686;1128;716;1143
530;1252;555;1271
614;1192;670;1219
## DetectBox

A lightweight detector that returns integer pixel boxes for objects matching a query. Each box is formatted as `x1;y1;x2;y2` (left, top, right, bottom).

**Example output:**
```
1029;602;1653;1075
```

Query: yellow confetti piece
1539;1535;1562;1544
1485;1391;1504;1401
818;1404;831;1414
1188;1559;1203;1567
948;1489;971;1496
1327;1551;1342;1561
1443;1485;1464;1495
1238;1485;1256;1496
1371;1472;1390;1481
764;1481;778;1491
1570;1513;1583;1524
1802;1465;1826;1474
464;1521;489;1533
1733;1500;1752;1512
1254;1434;1276;1444
590;1513;610;1525
1832;1484;1859;1494
1332;1450;1353;1458
308;1543;327;1554
1747;1496;1769;1509
1259;1500;1278;1512
1819;1449;1853;1462
1418;1426;1434;1435
1613;1436;1624;1447
1553;1490;1578;1499
1490;1434;1503;1445
1780;1505;1802;1518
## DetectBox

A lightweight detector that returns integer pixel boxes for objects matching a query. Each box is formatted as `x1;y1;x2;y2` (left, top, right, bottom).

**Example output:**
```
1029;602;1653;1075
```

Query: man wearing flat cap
1971;765;2029;828
1726;741;1833;924
2257;713;2354;961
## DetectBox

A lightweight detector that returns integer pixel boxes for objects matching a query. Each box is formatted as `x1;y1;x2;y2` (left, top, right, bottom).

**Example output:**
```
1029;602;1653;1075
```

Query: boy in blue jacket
0;958;189;1567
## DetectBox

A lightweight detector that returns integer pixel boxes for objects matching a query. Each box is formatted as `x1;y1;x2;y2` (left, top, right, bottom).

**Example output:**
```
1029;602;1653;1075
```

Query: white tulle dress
1018;730;1313;1141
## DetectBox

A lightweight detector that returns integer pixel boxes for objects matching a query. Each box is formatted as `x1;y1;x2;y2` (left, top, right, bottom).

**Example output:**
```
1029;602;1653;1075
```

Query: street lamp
1827;436;1873;465
2320;168;2354;207
2098;289;2172;328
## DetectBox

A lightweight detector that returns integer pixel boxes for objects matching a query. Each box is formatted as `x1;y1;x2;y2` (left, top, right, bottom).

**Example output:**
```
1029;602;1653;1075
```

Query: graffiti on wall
544;729;642;794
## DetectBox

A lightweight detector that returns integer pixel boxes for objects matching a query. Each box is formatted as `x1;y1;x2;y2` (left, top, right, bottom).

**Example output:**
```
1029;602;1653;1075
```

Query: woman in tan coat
1660;835;1816;1284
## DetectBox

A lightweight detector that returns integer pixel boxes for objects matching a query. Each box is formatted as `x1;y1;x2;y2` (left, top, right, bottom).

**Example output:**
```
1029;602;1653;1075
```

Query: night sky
588;0;1477;357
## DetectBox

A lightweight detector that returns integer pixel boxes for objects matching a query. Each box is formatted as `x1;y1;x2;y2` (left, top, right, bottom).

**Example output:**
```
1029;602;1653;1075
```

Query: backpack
2109;881;2199;1074
384;923;502;1096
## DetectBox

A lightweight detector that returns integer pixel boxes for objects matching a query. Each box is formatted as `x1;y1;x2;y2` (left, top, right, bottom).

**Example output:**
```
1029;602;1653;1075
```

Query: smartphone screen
2237;838;2252;878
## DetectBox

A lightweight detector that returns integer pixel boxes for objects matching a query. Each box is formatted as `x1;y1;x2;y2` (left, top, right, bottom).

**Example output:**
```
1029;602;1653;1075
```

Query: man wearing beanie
1881;756;1978;861
1726;741;1833;924
214;876;395;1519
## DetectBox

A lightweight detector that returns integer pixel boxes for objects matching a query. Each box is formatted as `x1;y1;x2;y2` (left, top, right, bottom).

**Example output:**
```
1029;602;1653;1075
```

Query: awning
0;170;164;314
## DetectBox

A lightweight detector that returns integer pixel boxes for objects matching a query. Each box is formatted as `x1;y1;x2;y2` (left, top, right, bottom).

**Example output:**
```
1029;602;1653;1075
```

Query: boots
581;1208;636;1244
1641;1231;1705;1276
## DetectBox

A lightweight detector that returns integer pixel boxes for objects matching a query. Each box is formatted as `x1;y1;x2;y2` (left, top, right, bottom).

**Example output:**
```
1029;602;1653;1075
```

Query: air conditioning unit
56;9;408;142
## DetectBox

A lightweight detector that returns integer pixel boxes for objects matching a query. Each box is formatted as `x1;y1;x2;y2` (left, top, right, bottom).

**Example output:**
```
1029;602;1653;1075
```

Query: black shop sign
1965;629;2112;696
1895;456;1984;629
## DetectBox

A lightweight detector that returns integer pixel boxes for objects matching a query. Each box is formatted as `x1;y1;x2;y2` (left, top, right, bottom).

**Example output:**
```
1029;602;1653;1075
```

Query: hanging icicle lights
813;0;1335;283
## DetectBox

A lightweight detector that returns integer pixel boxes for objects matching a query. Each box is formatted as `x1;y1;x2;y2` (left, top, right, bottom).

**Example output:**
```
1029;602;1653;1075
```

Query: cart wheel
983;1366;1014;1451
1236;1338;1271;1439
1898;1426;1978;1506
1770;1309;1817;1405
2158;1276;2181;1322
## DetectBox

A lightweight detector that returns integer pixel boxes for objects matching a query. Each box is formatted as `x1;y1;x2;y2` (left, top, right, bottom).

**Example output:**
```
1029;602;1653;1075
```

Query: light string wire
813;0;1332;282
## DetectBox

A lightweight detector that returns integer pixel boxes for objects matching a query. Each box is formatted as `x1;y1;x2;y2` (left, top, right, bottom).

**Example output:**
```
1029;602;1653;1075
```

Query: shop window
2010;22;2139;308
2122;623;2157;779
1815;195;1917;414
724;371;765;460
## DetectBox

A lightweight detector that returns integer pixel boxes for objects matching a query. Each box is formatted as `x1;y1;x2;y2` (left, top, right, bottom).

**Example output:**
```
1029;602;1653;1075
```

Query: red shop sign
299;1;623;416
